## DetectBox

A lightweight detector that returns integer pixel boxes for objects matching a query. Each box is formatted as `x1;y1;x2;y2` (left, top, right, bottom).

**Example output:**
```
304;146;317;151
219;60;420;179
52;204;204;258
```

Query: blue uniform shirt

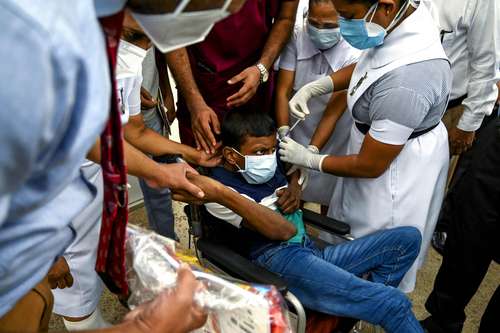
0;0;110;316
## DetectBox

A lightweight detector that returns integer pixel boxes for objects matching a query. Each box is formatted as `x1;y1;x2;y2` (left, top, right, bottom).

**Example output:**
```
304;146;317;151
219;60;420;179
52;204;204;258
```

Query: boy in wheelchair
182;110;424;333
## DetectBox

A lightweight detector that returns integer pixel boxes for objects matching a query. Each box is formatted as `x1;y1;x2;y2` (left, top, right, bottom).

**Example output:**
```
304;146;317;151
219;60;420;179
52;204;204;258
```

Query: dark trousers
435;107;499;232
425;117;500;332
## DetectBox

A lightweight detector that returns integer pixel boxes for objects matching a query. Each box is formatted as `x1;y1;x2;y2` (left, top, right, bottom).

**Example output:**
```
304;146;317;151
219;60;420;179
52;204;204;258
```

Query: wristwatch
256;63;269;83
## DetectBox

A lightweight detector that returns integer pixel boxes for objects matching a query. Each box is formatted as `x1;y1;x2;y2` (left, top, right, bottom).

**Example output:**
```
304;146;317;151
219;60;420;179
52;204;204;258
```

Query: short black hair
221;109;276;150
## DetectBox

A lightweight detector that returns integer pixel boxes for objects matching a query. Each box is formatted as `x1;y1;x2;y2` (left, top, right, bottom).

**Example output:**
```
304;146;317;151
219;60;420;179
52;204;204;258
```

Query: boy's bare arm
177;174;297;241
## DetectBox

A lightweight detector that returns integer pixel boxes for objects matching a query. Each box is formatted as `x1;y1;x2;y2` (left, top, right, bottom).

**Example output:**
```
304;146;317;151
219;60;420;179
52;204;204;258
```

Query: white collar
366;3;442;69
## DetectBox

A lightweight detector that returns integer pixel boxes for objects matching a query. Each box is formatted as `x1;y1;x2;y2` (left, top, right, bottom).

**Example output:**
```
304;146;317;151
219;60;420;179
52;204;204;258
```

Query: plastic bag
125;225;291;333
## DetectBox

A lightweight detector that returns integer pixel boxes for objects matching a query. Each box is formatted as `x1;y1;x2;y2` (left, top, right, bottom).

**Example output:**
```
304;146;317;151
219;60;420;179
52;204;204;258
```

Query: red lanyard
95;11;130;296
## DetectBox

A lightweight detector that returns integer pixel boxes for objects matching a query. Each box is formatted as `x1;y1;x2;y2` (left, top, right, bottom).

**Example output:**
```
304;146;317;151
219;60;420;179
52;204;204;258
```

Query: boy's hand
276;180;302;214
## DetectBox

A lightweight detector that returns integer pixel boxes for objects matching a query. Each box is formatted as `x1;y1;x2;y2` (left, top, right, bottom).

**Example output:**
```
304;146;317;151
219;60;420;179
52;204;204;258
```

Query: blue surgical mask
307;23;341;50
339;1;410;50
232;149;277;184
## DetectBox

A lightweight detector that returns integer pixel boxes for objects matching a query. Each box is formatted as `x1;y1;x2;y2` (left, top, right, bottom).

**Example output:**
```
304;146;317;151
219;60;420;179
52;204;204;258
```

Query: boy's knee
398;226;422;255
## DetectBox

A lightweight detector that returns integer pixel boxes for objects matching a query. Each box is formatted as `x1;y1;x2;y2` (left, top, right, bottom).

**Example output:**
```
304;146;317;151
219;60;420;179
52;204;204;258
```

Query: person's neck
387;4;416;34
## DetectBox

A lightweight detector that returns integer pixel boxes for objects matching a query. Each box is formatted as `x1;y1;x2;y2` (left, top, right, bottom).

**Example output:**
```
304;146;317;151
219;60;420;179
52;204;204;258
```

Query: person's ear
223;147;239;166
378;0;397;17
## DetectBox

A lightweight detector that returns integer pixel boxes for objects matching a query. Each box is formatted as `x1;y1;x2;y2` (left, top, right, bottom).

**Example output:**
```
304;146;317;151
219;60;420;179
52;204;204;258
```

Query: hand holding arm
124;114;221;167
87;139;205;198
165;49;220;153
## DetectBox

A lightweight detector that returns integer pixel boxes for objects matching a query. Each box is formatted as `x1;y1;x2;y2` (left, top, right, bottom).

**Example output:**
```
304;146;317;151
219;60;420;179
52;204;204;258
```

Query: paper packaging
125;225;291;333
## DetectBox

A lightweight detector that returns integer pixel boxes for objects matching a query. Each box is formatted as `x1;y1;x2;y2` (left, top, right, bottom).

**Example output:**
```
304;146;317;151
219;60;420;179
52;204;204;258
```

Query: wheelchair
184;203;359;333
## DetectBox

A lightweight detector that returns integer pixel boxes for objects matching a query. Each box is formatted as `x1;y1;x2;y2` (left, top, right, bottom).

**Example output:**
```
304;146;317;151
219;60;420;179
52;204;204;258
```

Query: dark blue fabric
205;160;288;257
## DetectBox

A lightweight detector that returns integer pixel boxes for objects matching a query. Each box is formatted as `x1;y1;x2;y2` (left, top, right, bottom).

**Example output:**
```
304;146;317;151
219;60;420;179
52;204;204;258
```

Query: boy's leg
255;245;423;333
321;226;421;287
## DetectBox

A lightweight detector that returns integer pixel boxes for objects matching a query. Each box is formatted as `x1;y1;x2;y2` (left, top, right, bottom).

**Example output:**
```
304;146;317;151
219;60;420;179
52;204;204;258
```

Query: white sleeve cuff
457;106;488;132
369;119;414;145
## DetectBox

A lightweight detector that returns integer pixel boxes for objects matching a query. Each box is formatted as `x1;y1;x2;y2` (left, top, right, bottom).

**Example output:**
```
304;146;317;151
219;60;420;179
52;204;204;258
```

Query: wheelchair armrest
302;209;351;235
196;239;288;293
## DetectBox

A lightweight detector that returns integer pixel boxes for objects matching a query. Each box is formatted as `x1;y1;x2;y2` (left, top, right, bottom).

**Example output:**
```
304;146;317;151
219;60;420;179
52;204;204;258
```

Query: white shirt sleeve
204;188;255;228
279;32;298;72
127;74;142;117
457;0;500;131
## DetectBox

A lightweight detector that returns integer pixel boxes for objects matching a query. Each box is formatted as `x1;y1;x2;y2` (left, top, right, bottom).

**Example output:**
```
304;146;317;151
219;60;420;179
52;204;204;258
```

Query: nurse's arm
275;69;295;128
309;91;348;150
320;134;404;178
86;140;204;198
330;64;356;92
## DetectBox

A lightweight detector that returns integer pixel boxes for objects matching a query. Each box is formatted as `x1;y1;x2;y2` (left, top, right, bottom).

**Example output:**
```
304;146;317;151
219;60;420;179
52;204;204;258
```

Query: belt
355;122;440;140
447;94;467;109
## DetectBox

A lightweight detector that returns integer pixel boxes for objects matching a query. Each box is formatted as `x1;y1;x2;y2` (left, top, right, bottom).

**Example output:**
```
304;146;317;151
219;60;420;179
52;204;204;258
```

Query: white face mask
117;40;148;77
232;148;278;185
132;0;232;53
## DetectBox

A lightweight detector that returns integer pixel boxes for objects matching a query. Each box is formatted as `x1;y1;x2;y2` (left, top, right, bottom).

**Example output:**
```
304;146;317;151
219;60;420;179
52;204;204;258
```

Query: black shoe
431;231;447;256
420;316;463;333
421;317;446;333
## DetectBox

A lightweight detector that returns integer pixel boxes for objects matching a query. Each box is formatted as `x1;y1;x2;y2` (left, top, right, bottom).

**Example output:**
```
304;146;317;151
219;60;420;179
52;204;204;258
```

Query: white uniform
279;26;360;205
425;0;500;131
328;3;451;292
53;40;144;317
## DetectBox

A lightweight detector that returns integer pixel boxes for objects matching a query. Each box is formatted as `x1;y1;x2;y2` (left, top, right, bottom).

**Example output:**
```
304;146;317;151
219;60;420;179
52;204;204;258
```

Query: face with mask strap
122;11;152;50
223;134;277;185
332;0;413;49
307;0;341;51
126;0;247;53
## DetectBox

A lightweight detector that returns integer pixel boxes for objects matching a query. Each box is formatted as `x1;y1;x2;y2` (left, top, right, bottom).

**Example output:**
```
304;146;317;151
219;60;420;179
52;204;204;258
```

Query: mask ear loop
174;0;191;15
365;2;379;22
230;148;247;171
386;0;412;31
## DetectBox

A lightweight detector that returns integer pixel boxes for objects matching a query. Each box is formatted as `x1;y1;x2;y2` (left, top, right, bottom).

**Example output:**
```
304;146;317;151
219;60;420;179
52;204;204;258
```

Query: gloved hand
277;125;290;140
285;145;319;190
289;76;334;120
279;138;327;171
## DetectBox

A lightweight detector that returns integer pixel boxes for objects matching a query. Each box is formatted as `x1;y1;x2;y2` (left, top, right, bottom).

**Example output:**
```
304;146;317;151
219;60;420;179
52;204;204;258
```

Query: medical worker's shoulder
278;25;301;71
375;59;451;103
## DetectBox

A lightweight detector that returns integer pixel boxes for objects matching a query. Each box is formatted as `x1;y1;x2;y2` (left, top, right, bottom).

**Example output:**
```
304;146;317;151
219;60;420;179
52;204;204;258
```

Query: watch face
258;64;269;82
262;72;269;82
